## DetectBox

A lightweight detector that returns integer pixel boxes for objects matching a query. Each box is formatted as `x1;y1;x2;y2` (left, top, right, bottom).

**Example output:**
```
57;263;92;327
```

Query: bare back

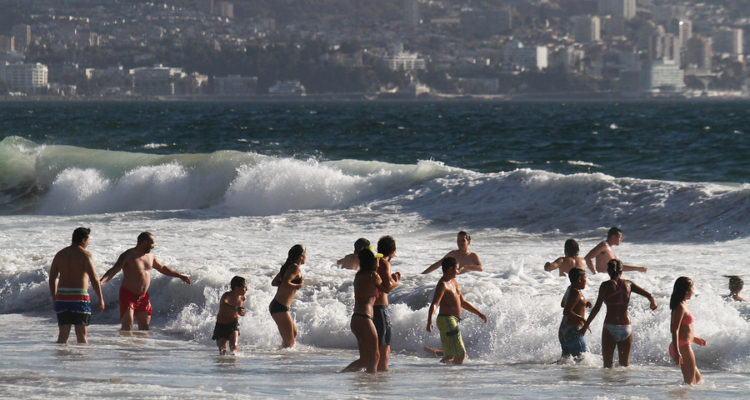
50;246;95;290
353;271;381;316
587;241;617;273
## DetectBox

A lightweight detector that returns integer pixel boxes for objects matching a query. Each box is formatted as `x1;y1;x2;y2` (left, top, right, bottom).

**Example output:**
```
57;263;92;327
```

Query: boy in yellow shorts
426;257;487;364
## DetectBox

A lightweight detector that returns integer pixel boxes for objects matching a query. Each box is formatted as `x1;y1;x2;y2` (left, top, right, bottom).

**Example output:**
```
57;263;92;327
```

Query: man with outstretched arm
101;232;192;331
422;231;483;274
584;227;647;274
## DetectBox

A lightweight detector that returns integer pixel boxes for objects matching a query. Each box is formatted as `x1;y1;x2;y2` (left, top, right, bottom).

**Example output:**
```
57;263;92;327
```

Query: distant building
712;28;743;59
2;63;48;94
216;1;234;18
503;43;548;71
550;46;586;73
573;15;601;43
383;44;426;71
645;59;685;91
686;36;713;71
598;0;635;20
405;0;420;29
0;36;14;52
11;24;31;52
668;19;692;49
130;65;185;96
649;32;680;65
213;75;258;96
268;80;306;96
460;8;512;36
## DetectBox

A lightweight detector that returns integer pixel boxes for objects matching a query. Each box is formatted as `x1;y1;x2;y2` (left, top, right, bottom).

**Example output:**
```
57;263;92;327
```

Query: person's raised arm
426;281;446;332
84;253;105;312
545;257;565;273
152;258;192;284
584;242;604;274
579;283;606;336
629;281;657;310
379;261;399;293
100;251;127;284
422;257;444;274
622;264;648;273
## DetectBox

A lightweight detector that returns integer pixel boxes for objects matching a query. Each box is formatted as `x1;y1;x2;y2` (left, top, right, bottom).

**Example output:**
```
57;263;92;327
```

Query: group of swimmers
49;226;743;384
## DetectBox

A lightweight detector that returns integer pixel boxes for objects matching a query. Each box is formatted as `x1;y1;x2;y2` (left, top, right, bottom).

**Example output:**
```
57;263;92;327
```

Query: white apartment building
503;43;548;71
2;63;48;94
646;59;685;91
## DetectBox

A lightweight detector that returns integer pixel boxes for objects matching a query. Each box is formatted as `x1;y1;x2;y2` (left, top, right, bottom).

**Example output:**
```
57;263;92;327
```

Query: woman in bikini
580;259;658;368
270;244;305;348
341;248;387;373
670;276;706;384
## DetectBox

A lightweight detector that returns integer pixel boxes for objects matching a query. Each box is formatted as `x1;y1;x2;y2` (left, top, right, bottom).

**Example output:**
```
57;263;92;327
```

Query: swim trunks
55;288;92;326
373;305;392;346
119;286;152;319
268;298;289;314
558;317;587;357
212;319;240;341
603;323;632;342
436;314;465;357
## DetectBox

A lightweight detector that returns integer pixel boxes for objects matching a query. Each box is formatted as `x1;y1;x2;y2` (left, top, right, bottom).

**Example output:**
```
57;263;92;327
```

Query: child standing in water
559;268;591;359
212;276;247;355
426;257;487;364
670;276;706;385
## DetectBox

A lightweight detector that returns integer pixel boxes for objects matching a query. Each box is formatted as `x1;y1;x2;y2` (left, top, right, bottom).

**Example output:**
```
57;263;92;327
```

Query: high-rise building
0;36;14;52
573;15;601;43
216;1;234;18
598;0;636;20
646;59;685;91
712;28;743;59
405;0;420;30
650;33;680;65
2;63;48;94
11;24;31;52
686;36;713;71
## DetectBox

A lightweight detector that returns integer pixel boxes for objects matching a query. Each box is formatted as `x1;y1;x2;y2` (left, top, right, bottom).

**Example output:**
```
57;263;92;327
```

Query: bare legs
601;329;632;368
341;316;379;373
57;324;88;344
271;311;297;348
121;310;151;331
678;344;702;384
217;331;239;355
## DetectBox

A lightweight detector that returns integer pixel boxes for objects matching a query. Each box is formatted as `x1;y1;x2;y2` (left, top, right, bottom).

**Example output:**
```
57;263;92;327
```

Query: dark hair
72;227;91;245
358;248;377;272
137;231;153;244
354;238;370;253
377;235;396;257
441;256;458;273
564;239;579;257
607;259;623;279
458;231;471;242
727;275;743;295
568;267;585;283
280;244;305;277
670;276;693;310
230;276;246;290
607;227;622;239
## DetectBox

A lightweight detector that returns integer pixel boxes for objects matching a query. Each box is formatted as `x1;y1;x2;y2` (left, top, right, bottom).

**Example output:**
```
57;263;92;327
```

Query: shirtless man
49;227;105;344
584;227;647;274
100;232;192;331
422;231;483;275
374;235;401;371
337;238;370;270
426;257;487;364
544;239;587;276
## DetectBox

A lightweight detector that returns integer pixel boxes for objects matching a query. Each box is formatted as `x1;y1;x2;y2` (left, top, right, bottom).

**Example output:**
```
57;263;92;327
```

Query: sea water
1;100;749;399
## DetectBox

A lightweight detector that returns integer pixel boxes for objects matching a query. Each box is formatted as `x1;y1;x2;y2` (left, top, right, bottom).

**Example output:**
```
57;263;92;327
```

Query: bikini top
605;279;630;306
682;312;694;325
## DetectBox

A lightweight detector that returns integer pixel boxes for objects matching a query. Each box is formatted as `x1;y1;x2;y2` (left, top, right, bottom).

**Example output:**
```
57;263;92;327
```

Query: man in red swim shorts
101;232;191;331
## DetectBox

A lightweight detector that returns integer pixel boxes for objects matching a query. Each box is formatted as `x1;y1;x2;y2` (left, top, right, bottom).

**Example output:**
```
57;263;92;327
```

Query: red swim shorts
119;286;152;319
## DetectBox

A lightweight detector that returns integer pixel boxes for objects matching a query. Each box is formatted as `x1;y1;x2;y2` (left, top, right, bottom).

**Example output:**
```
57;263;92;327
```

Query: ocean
0;100;749;399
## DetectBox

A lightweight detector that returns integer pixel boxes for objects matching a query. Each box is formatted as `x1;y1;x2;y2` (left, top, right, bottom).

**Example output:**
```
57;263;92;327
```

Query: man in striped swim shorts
49;227;105;344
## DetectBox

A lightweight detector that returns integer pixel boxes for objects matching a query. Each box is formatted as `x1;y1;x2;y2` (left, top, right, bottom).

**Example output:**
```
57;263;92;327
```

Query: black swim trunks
212;320;240;340
373;305;392;346
268;298;290;314
57;310;91;326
